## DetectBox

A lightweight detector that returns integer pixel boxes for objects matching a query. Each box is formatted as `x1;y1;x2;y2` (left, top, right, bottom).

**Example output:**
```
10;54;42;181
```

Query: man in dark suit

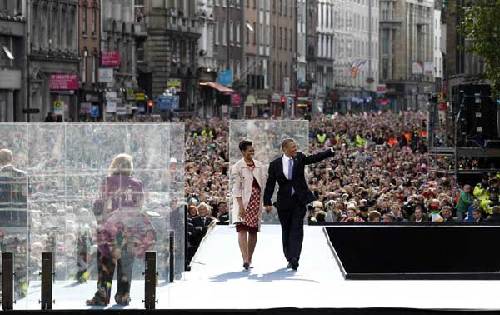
264;139;334;271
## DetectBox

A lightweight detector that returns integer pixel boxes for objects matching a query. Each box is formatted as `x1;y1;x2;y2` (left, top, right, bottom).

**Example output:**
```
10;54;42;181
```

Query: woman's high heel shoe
243;262;250;270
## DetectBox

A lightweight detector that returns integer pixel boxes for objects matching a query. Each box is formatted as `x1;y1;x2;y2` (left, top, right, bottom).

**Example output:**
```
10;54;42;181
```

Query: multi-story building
78;0;100;120
433;3;443;83
141;0;201;113
28;0;80;121
332;0;379;113
100;0;138;119
0;0;26;121
445;0;488;110
197;0;216;80
379;0;435;111
296;0;306;86
242;0;270;117
315;0;335;112
304;0;318;112
197;0;218;117
270;0;296;110
214;0;243;78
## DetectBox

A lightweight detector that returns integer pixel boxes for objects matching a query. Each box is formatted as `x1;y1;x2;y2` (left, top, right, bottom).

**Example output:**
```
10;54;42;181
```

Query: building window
82;48;88;83
246;21;249;44
222;21;227;46
284;28;287;51
236;23;241;45
215;21;219;45
229;21;233;45
91;55;96;83
82;5;87;34
253;22;256;44
92;6;98;34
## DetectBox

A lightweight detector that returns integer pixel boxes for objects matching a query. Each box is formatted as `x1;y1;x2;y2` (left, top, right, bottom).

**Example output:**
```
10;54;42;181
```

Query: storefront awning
199;82;234;94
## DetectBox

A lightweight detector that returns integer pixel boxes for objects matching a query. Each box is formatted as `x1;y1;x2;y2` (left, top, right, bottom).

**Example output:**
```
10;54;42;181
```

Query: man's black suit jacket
263;149;334;209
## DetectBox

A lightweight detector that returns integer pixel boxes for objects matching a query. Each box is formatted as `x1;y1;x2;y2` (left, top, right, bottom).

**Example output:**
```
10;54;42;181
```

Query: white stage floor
15;225;500;310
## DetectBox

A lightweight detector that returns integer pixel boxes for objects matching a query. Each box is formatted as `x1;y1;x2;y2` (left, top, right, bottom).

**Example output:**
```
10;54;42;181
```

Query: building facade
28;0;80;121
100;0;138;120
269;0;296;110
78;0;100;120
445;0;488;111
141;0;201;114
242;0;270;117
315;0;335;113
379;0;435;111
197;0;216;79
331;0;379;113
296;0;306;87
0;0;26;121
304;0;318;113
196;0;218;117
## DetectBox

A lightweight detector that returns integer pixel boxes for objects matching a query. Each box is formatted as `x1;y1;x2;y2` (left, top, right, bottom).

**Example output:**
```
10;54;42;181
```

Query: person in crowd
382;213;395;223
441;206;456;223
231;140;267;270
487;206;500;222
340;203;365;222
87;153;154;306
456;184;473;221
410;206;428;223
191;202;216;253
217;201;230;223
187;204;198;219
264;138;335;271
471;208;484;223
367;210;382;222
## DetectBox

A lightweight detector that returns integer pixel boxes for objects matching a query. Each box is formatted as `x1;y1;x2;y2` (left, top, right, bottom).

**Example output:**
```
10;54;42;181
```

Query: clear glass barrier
0;123;185;309
228;120;309;224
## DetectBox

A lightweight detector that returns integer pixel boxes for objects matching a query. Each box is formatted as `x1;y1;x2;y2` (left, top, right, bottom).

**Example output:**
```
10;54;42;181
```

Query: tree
460;0;500;97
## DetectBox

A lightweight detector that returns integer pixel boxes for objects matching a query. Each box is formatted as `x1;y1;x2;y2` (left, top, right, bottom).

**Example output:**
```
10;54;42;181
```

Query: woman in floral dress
231;140;267;270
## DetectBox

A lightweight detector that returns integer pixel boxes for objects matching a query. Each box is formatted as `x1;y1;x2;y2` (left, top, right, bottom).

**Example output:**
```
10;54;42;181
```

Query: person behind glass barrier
87;153;154;306
231;140;267;270
0;148;29;299
191;202;215;247
217;201;230;223
264;138;335;271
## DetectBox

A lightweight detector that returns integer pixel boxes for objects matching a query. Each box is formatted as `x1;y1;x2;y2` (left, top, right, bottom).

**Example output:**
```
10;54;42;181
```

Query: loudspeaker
456;85;497;142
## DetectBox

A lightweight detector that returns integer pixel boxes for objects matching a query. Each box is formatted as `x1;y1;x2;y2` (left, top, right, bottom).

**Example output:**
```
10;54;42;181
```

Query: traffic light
147;100;154;113
281;95;286;105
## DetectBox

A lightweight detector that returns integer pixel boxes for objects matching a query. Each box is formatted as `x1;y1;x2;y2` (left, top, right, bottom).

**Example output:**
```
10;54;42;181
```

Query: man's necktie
288;158;294;195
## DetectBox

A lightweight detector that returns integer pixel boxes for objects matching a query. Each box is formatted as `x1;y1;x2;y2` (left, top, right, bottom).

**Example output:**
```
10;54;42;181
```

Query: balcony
166;17;201;37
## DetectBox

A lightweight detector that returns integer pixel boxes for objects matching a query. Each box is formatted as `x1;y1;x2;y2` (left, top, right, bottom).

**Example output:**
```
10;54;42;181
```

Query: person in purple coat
87;153;154;306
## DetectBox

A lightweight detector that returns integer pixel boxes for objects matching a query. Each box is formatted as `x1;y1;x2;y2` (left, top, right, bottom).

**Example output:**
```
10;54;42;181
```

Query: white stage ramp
165;225;500;311
16;225;500;310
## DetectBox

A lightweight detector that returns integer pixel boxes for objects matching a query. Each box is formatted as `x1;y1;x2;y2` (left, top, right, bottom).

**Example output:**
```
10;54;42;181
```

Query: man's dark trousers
277;194;306;264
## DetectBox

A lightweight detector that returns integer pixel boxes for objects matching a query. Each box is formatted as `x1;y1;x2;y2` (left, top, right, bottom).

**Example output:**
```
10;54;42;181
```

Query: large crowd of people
183;111;500;226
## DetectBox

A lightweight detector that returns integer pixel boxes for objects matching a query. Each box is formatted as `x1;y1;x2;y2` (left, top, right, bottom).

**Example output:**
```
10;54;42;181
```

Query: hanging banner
49;74;79;91
101;51;121;68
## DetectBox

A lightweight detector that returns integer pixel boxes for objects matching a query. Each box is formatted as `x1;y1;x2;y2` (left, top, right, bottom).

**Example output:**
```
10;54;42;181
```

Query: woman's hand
239;205;246;219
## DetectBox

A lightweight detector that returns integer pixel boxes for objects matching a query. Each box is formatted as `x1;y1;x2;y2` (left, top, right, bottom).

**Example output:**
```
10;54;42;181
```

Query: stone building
0;0;26;121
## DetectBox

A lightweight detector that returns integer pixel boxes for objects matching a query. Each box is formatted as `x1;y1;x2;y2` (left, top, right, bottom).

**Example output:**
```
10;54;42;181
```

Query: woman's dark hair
239;140;253;152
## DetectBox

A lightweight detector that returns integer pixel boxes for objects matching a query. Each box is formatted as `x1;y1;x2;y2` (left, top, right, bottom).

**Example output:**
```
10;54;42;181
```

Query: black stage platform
325;224;500;280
